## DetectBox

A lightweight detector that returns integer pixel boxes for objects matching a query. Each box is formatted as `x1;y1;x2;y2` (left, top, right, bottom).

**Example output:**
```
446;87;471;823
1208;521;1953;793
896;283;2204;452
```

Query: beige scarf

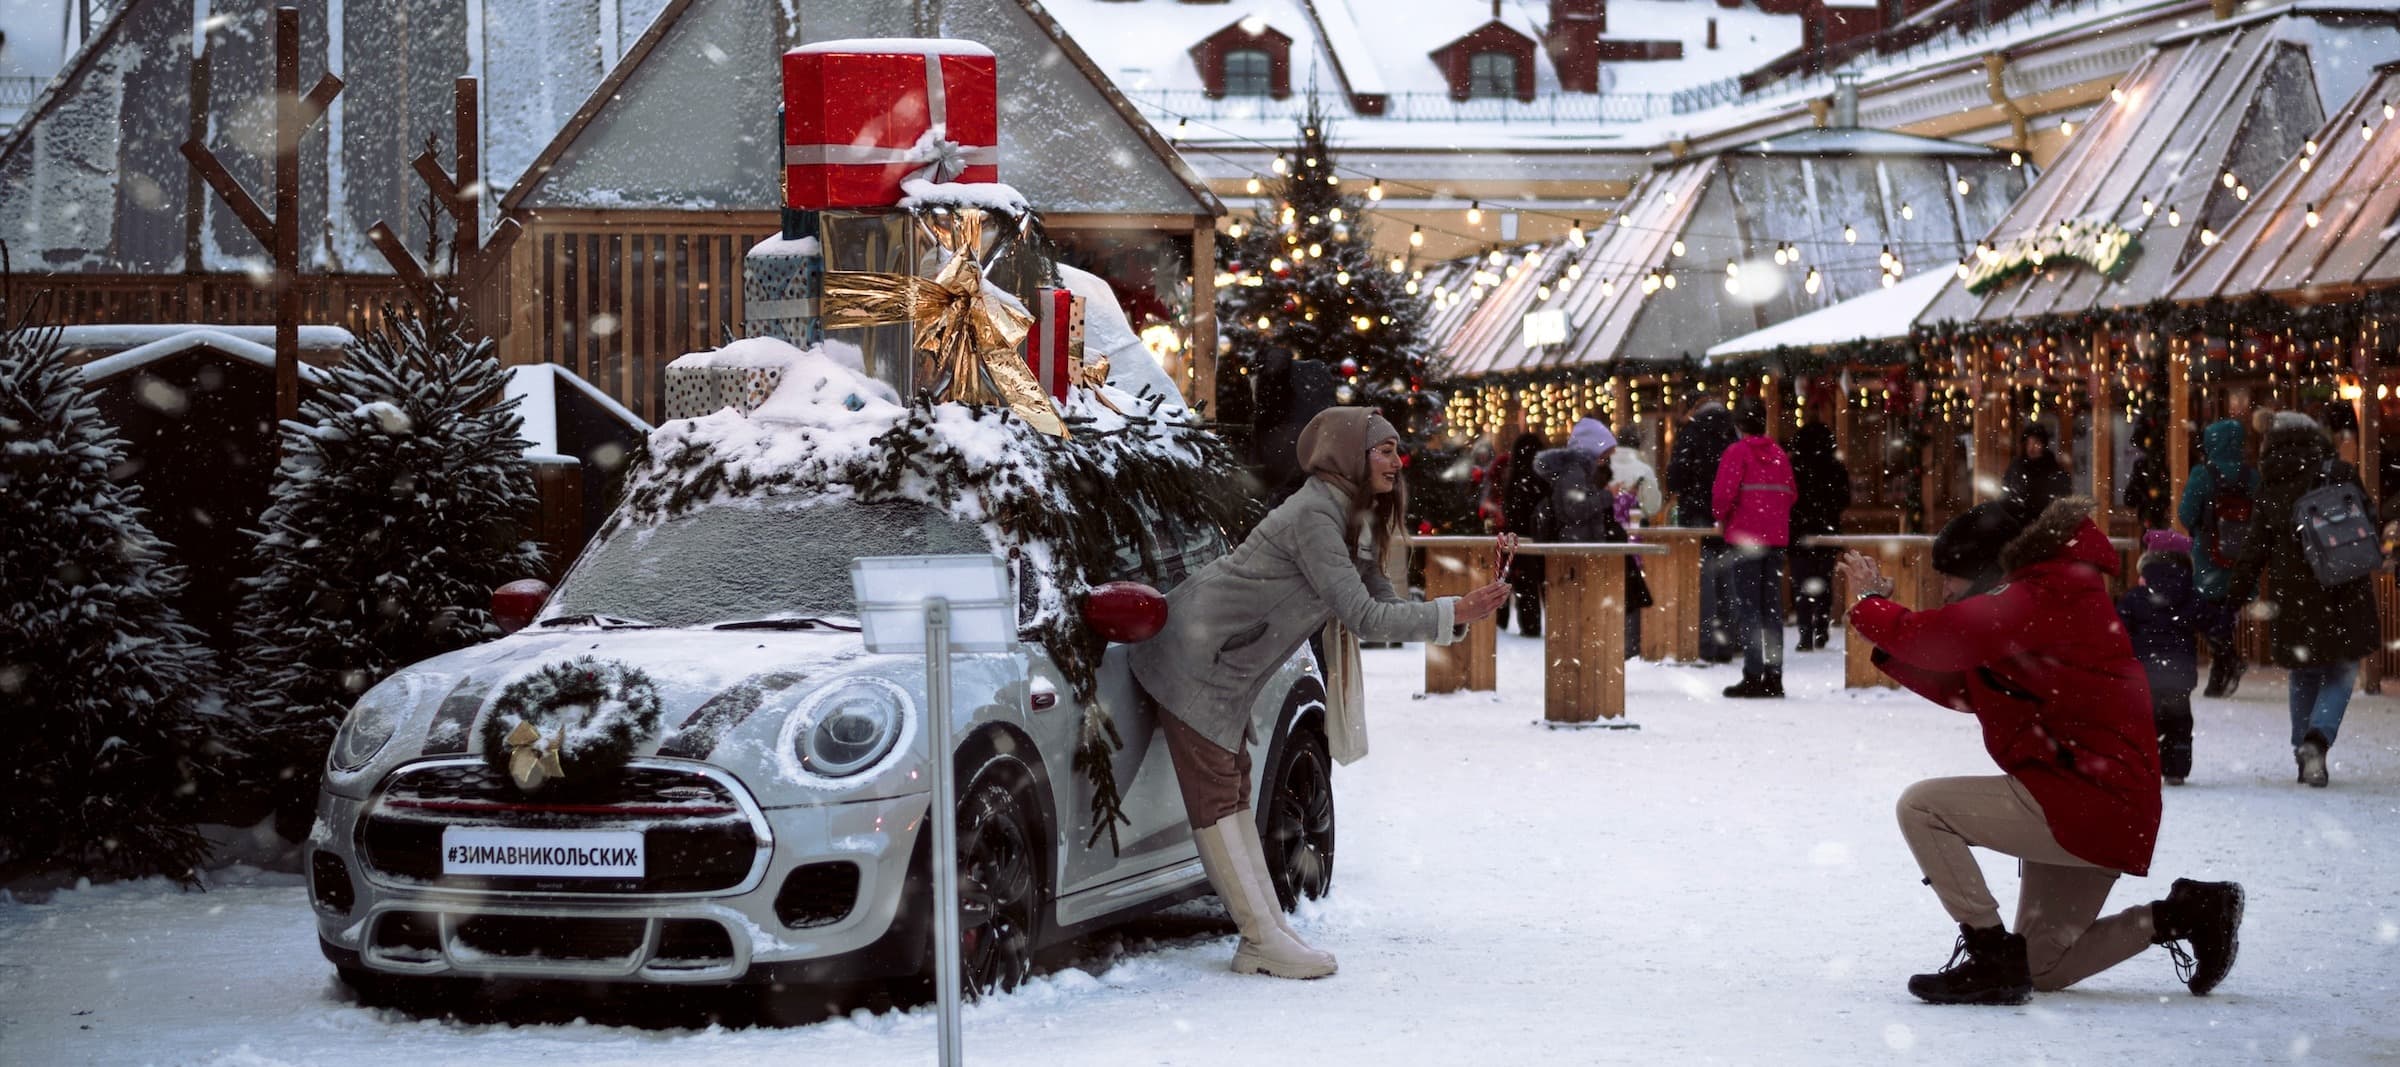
1295;408;1396;766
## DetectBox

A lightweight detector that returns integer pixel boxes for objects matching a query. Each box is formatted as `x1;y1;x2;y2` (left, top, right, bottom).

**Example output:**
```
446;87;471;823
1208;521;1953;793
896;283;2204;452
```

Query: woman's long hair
1342;466;1409;567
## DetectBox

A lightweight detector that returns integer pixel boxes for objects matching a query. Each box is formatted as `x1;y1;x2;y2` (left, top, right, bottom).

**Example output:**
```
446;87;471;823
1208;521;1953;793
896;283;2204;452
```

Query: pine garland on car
478;657;665;793
609;395;1263;851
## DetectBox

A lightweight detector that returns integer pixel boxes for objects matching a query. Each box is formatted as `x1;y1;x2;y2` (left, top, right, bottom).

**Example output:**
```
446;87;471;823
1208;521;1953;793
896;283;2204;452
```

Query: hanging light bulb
1804;267;1821;294
1334;269;1350;285
2200;227;2218;246
1568;220;1586;247
2386;101;2396;120
2366;120;2378;142
1255;315;1271;329
1488;249;1506;266
2059;119;2075;136
1172;117;1189;142
1280;205;1295;225
2222;171;2237;189
1269;257;1287;271
1388;255;1405;273
2010;150;2024;166
1409;226;1424;247
1246;175;1262;195
1566;263;1583;280
1228;221;1246;239
1901;202;1915;220
1670;239;1686;257
1662;271;1677;290
1724;276;1741;295
2235;184;2249;202
1843;223;1858;244
1526;250;1544;267
1956;177;1971;195
1726;259;1741;278
1956;258;1971;280
2110;86;2126;105
1537;284;1553;301
1881;272;1896;289
2306;203;2322;228
1304;156;1317;168
1368;179;1383;201
1272;156;1289;175
1306;242;1322;258
1467;201;1483;224
2141;197;2155;217
2301;157;2315;173
1601;278;1616;298
1405;279;1419;295
2167;205;2181;228
1327;173;1340;186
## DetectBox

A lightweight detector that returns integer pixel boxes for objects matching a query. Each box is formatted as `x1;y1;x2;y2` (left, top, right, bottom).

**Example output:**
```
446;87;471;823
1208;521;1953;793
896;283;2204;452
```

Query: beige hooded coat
1130;409;1465;751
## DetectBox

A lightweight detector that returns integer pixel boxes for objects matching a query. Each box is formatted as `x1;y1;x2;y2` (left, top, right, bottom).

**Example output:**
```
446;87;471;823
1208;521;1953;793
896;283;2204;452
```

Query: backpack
2293;459;2382;587
2199;472;2255;569
1546;452;1616;542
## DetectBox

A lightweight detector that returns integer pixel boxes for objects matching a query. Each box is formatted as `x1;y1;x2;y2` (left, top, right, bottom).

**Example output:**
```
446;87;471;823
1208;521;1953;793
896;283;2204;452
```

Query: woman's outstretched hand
1456;579;1513;624
1836;550;1896;599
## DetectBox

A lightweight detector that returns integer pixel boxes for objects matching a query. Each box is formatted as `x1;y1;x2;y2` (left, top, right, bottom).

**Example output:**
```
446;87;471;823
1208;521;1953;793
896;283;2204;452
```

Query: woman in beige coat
1131;408;1511;978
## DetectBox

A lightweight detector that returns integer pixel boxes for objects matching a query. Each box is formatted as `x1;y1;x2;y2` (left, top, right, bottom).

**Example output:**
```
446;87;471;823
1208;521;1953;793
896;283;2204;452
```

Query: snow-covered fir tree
0;274;226;883
1217;98;1440;445
234;297;543;828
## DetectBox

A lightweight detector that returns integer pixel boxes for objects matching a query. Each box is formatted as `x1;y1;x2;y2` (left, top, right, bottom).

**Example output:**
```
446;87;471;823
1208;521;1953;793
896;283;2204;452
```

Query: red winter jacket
1711;434;1796;547
1850;510;2162;876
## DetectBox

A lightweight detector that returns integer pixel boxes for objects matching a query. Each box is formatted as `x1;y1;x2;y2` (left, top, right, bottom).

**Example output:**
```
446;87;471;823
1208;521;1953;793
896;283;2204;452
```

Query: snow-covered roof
505;0;1219;218
1711;126;2012;160
2172;59;2400;301
1042;0;1805;148
1917;5;2400;326
1705;268;1949;361
69;328;342;385
503;363;653;462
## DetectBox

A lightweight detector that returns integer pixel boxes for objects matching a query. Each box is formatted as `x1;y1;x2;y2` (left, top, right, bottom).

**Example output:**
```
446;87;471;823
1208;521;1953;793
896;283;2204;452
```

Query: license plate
441;828;645;878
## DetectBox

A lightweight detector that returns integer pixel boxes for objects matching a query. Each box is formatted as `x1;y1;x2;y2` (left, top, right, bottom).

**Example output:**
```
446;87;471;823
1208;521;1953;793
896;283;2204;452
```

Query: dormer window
1223;49;1273;96
1467;52;1517;98
1192;20;1293;99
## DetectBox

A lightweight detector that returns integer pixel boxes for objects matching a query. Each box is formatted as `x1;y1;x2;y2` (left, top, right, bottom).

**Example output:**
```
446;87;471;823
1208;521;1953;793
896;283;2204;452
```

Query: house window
1223;49;1273;96
1467;52;1516;98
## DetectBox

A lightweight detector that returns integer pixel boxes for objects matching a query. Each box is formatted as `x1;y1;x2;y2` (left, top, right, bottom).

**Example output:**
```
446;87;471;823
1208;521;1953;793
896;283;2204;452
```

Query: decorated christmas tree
232;296;544;832
0;266;226;883
1217;99;1439;448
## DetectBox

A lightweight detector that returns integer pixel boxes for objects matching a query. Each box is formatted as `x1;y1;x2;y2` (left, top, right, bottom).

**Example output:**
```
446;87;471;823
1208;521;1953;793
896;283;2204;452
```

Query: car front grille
359;760;761;894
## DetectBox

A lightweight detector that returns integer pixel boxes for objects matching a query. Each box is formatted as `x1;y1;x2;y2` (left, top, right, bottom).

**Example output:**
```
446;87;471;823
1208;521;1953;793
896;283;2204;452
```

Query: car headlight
798;678;909;777
329;678;414;772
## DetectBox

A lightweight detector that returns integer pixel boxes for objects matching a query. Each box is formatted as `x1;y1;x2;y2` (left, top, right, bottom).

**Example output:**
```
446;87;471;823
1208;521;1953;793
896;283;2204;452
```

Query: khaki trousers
1159;710;1252;829
1896;775;2157;991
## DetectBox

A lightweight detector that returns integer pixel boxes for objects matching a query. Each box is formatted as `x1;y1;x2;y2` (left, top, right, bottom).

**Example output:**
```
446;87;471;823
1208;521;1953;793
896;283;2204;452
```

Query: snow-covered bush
232;300;543;832
0;285;226;883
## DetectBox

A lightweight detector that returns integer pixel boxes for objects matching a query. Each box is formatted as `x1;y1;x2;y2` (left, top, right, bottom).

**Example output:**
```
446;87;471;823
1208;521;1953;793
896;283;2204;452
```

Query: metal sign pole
923;597;964;1067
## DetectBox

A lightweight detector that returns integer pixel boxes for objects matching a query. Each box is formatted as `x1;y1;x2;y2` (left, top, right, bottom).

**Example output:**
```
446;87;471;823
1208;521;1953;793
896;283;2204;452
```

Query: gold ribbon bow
504;721;568;792
1071;356;1121;414
820;208;1066;437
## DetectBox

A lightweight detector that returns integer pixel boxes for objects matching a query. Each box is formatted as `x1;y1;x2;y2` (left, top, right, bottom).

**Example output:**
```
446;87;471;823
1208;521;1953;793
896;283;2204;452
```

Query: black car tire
953;756;1044;999
1259;727;1335;911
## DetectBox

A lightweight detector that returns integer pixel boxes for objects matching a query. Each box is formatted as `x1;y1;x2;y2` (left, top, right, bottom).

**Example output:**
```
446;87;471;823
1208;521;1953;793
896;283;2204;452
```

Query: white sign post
850;554;1016;1067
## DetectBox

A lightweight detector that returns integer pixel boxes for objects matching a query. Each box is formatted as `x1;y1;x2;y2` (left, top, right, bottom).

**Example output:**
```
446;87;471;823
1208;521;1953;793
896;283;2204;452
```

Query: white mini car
307;381;1336;1011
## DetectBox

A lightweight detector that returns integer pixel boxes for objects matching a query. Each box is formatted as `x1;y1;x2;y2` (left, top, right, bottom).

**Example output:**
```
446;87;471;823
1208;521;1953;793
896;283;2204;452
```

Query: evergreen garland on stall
611;396;1263;849
0;257;227;883
233;295;545;834
1217;97;1441;446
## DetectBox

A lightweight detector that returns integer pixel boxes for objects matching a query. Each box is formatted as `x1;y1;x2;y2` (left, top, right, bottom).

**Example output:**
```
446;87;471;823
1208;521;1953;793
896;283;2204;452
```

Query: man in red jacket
1839;497;2244;1005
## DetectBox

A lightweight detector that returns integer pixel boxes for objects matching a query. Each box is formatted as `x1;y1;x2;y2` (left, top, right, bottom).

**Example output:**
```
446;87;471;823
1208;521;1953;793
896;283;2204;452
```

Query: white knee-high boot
1192;815;1336;979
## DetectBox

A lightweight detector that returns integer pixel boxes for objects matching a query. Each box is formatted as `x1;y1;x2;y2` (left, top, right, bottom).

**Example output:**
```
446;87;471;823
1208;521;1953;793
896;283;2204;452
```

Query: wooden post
1420;539;1498;694
2090;331;2117;533
1820;534;1938;688
368;77;525;334
2360;334;2382;694
2167;334;2191;525
180;6;342;423
1539;544;1663;725
1189;218;1219;417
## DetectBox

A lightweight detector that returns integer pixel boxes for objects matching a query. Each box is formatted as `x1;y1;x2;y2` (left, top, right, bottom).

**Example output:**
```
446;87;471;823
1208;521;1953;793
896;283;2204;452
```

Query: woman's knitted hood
1297;407;1398;502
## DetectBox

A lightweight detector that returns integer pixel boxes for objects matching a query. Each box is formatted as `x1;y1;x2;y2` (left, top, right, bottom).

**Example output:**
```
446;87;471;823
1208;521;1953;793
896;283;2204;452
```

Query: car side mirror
492;579;554;635
1082;581;1168;644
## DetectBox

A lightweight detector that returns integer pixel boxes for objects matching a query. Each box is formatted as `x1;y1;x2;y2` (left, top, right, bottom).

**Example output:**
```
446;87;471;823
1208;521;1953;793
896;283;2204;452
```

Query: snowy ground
6;631;2398;1066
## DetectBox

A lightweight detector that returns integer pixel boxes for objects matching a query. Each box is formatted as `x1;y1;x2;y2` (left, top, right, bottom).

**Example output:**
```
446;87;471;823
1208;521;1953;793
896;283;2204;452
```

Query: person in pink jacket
1713;403;1797;697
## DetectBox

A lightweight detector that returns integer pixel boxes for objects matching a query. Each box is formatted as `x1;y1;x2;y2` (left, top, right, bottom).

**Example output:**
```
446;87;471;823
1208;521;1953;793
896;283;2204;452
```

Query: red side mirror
1083;581;1168;644
492;579;553;635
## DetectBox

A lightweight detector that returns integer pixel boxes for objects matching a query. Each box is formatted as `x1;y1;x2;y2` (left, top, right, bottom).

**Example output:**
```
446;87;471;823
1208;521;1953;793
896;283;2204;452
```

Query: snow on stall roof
502;363;653;461
791;37;999;57
1704;269;1949;362
71;329;339;385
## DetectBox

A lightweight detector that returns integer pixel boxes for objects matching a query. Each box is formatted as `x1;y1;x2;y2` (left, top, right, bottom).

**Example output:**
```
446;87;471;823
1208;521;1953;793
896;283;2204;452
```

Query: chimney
1707;18;1718;49
1546;0;1608;93
1832;71;1860;127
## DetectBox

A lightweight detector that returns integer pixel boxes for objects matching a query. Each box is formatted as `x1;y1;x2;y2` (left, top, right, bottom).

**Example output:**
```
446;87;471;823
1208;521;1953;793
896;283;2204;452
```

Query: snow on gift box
783;38;1000;210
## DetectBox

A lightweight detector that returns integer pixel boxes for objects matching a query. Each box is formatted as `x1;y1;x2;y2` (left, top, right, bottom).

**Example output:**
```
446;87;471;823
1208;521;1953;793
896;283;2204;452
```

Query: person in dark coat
2122;416;2174;531
1787;422;1852;651
2117;531;2203;785
1839;497;2243;1005
1667;398;1741;661
2178;418;2259;697
2235;412;2382;788
2001;424;2074;518
1499;432;1551;636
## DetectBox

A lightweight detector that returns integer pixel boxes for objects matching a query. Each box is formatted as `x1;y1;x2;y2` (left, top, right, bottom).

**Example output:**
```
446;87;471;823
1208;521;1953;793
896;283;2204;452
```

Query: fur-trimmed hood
2000;495;2118;577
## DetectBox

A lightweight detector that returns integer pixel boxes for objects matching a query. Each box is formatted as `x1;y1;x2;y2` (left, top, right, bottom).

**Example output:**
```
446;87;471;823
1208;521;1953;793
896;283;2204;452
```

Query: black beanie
1932;501;2032;594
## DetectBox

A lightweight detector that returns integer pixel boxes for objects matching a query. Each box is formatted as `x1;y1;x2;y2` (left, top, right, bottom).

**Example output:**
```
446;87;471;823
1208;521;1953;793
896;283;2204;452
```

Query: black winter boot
2202;655;2230;699
2151;878;2244;995
1723;669;1785;699
1907;923;2032;1005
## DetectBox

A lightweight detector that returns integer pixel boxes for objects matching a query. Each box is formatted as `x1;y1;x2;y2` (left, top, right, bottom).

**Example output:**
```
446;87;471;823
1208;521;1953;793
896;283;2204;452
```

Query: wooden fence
32;273;415;336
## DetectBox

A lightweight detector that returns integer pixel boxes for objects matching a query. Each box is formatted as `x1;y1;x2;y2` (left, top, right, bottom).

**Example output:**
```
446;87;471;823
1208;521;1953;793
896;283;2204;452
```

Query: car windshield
548;498;992;628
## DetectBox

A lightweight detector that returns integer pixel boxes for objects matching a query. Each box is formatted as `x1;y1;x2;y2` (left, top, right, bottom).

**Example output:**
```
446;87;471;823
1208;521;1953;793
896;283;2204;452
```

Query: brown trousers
1159;710;1252;829
1896;775;2157;991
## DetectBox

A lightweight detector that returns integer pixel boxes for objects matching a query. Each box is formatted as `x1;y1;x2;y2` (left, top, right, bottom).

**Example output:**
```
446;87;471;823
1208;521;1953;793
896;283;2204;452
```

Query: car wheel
1261;727;1335;911
955;761;1042;999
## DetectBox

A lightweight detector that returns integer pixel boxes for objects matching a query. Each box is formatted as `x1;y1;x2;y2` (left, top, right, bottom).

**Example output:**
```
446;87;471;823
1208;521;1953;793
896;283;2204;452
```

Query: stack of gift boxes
667;37;1086;422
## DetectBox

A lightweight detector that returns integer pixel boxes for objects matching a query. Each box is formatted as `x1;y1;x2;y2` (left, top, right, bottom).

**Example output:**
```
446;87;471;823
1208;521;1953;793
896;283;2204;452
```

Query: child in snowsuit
2117;530;2203;785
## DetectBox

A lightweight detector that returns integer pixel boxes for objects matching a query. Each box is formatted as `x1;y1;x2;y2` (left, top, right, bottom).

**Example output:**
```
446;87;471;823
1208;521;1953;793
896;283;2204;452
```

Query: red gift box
1021;286;1086;402
783;39;1000;210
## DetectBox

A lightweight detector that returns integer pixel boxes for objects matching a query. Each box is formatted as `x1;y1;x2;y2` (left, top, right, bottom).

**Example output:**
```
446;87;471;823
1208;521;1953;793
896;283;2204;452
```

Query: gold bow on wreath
820;208;1067;437
504;721;569;791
